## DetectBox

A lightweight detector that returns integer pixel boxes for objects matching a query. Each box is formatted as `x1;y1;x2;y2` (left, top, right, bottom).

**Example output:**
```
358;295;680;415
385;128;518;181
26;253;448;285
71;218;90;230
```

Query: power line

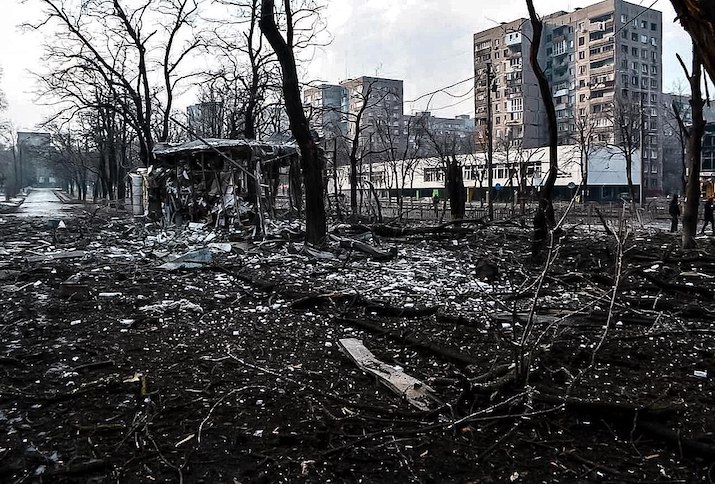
405;76;475;104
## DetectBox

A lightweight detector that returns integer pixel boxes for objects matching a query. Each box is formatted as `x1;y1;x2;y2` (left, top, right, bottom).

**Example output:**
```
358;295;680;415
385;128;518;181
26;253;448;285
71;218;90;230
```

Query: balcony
505;32;522;46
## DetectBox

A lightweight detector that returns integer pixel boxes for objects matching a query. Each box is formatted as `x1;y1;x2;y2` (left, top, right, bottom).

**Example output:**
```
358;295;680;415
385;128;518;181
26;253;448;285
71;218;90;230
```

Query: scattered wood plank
338;338;440;411
25;250;86;263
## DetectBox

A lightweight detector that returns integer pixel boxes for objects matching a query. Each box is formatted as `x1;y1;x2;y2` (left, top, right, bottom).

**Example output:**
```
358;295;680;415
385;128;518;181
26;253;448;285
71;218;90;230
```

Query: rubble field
1;207;715;483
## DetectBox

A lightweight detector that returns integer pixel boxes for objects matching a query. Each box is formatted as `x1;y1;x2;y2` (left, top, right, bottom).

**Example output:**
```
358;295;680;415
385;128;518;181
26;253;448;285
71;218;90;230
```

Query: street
12;187;76;219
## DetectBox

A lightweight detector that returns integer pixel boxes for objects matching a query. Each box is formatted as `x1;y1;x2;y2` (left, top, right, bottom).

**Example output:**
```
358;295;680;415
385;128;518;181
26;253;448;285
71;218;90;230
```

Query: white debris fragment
139;299;204;315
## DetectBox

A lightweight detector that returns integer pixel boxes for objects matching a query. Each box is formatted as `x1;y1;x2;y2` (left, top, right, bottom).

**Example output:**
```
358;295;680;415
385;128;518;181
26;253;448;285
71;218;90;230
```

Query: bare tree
203;0;284;140
30;0;204;166
525;0;558;259
679;46;706;249
378;116;424;220
664;85;692;195
570;111;602;202
670;1;715;84
422;125;466;221
611;101;641;211
260;0;326;245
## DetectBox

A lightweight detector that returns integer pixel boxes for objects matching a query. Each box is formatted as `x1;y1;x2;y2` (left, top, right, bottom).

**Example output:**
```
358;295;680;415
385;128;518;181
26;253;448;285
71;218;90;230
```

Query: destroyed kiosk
145;139;299;228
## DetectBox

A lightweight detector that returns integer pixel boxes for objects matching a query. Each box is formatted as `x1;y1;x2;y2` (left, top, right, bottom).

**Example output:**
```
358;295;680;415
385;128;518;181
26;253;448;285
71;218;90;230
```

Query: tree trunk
526;0;558;259
683;45;706;249
446;156;466;220
260;0;325;245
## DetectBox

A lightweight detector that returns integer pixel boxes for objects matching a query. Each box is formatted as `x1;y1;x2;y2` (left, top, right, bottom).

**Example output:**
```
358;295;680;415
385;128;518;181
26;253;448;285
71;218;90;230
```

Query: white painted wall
333;144;642;193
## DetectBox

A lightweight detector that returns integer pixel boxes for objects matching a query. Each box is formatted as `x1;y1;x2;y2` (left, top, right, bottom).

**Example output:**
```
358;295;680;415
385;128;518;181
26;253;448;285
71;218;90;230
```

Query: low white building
332;144;642;202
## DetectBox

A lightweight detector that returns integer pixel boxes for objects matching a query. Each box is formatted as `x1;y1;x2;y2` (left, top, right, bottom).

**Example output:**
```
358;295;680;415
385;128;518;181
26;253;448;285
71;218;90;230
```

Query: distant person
702;197;715;235
432;191;439;217
669;194;680;233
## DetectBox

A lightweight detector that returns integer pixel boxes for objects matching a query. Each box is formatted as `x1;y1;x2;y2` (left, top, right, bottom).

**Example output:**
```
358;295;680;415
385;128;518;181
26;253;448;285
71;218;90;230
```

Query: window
621;73;628;84
579;79;586;88
632;76;638;86
494;38;500;47
579;51;586;60
641;63;648;73
621;59;628;69
632;61;638;70
631;32;638;41
621;14;628;23
621;45;628;54
632;47;638;56
580;93;587;102
621;30;628;39
579;36;585;46
641;20;647;28
641;34;648;43
495;116;501;125
651;51;657;60
651;79;658;88
424;168;444;182
641;48;648;58
650;37;657;46
651;22;657;31
651;65;657;74
578;21;585;31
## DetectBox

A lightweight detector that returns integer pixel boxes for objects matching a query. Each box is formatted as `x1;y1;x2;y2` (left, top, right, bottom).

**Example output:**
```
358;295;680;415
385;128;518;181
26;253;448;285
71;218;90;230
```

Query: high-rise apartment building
303;84;347;139
339;76;404;151
304;77;404;155
474;0;664;194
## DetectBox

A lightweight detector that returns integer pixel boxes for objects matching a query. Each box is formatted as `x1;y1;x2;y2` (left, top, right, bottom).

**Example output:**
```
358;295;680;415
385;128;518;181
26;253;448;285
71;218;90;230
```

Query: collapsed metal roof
153;138;299;157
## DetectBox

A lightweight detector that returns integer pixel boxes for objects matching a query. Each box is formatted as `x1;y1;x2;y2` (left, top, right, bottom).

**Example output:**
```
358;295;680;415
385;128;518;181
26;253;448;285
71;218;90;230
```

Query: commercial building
474;0;663;195
331;144;641;203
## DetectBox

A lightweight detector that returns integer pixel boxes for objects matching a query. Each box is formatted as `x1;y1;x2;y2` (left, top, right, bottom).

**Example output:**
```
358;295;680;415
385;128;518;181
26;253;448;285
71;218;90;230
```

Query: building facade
339;76;404;153
303;84;346;139
407;112;476;153
332;144;641;203
474;0;663;194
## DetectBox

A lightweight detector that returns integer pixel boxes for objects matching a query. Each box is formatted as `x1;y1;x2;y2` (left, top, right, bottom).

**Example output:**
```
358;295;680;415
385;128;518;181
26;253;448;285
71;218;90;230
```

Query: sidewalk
0;189;31;213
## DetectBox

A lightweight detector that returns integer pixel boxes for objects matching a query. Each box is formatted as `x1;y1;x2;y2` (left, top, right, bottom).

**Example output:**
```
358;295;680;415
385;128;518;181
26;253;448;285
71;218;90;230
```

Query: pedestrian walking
669;194;680;233
702;197;715;235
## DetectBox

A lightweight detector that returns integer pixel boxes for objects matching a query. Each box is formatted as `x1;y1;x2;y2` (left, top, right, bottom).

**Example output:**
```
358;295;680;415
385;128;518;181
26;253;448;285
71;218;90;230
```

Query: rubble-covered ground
1;204;715;483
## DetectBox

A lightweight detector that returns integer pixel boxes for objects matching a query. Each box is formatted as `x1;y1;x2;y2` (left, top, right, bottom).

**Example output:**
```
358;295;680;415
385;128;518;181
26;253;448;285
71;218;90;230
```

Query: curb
53;190;84;205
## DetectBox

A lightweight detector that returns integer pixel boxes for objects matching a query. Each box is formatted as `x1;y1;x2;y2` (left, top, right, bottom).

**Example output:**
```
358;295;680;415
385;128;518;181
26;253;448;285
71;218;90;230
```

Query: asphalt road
13;188;76;219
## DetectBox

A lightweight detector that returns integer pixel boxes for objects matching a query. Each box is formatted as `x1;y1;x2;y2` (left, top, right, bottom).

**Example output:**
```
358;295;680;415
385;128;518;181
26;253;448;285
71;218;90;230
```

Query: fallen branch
335;316;475;366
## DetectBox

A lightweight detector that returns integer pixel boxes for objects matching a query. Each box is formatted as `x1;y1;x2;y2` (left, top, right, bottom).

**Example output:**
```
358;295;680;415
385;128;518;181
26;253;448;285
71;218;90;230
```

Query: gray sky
0;0;692;131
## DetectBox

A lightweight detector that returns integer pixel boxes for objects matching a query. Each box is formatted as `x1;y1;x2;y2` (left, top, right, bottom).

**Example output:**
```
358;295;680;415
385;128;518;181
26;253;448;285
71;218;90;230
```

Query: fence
322;195;672;227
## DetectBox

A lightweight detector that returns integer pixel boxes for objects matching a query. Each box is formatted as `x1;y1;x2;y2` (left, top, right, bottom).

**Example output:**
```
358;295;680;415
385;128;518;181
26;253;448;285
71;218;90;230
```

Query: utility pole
486;63;494;220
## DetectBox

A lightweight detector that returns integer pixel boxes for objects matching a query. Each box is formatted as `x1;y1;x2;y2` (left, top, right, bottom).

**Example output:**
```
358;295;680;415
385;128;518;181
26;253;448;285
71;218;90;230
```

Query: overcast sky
0;0;691;132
